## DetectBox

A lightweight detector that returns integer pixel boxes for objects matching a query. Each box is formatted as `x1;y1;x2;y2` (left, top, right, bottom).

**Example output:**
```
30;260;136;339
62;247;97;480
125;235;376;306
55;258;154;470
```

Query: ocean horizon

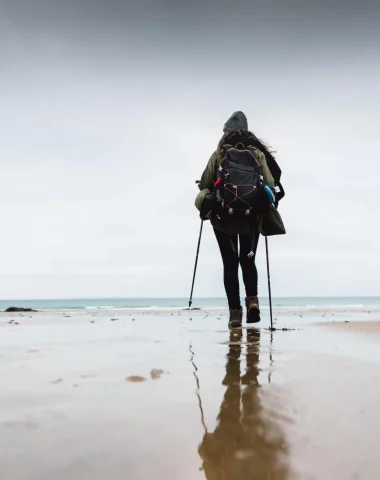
1;296;380;311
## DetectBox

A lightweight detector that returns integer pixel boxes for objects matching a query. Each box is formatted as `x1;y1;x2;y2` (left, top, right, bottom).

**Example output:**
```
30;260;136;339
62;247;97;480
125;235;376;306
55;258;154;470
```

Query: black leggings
214;228;258;310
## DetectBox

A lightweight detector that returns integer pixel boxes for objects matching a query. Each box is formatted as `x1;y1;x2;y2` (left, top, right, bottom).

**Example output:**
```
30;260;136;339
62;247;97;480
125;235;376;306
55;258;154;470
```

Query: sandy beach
1;307;380;480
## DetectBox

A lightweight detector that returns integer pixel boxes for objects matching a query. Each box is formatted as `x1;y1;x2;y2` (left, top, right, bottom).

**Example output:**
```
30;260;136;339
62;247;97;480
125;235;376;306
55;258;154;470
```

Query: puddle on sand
3;312;380;480
192;329;294;480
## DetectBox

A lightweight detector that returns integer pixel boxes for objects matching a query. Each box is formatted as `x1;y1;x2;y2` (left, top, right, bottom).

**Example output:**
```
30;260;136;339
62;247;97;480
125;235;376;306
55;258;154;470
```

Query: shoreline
1;306;380;315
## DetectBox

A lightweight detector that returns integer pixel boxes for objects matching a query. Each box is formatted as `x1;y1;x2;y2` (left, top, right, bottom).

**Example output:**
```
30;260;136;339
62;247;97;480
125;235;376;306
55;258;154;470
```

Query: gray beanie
223;111;248;133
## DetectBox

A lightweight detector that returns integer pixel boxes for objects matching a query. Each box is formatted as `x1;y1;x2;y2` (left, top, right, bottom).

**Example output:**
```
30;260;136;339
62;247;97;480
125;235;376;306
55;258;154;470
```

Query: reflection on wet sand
198;329;292;480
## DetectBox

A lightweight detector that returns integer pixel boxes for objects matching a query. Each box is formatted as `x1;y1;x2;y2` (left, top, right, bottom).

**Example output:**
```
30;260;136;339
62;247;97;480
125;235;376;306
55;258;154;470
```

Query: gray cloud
0;0;379;298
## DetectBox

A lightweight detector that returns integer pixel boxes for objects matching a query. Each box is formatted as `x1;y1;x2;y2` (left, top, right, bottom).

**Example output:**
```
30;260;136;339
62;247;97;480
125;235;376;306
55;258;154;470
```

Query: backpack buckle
245;209;250;216
228;208;233;215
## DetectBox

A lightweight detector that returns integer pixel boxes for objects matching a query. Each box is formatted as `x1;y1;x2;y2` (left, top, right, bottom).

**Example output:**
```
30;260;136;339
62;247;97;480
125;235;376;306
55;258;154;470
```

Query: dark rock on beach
4;307;38;312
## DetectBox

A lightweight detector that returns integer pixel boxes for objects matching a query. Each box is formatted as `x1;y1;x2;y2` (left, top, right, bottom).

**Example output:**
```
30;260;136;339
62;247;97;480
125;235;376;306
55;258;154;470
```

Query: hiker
195;111;284;328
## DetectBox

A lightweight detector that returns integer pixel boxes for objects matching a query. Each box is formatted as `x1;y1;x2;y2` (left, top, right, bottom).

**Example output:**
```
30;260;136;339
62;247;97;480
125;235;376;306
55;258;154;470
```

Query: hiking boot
246;296;261;323
228;308;243;329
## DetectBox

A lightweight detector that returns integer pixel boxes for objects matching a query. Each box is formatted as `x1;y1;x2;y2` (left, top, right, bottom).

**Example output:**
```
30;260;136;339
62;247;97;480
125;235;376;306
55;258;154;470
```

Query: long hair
218;129;275;159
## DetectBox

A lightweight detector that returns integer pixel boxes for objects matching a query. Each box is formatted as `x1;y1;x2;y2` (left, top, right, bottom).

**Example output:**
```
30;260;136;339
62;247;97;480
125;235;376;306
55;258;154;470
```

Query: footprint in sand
125;376;147;383
150;369;164;380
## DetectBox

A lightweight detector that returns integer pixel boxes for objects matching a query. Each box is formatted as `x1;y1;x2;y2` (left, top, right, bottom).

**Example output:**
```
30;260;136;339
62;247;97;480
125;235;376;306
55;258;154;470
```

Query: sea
1;297;380;312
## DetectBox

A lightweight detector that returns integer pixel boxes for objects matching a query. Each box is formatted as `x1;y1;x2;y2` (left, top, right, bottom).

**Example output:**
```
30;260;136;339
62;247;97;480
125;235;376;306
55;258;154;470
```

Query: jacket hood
223;111;248;133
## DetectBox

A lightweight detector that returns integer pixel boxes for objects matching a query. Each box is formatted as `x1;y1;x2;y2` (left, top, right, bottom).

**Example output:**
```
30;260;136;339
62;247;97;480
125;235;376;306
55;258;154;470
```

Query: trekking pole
188;219;204;309
265;237;274;330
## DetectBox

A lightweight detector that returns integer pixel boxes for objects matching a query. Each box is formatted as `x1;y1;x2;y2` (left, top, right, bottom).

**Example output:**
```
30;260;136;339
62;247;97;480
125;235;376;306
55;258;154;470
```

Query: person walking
195;111;282;329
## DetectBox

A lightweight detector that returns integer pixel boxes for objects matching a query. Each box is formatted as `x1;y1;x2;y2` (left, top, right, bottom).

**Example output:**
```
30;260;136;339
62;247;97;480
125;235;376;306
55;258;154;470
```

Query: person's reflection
198;329;291;479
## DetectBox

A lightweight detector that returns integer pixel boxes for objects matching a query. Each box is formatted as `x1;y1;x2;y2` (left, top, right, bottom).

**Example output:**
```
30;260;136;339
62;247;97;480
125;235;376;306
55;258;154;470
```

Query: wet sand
318;319;380;337
1;308;380;480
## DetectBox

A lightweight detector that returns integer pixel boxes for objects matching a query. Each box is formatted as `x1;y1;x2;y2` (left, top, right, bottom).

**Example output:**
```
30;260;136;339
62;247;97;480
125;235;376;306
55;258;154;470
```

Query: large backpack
210;130;285;235
214;143;268;218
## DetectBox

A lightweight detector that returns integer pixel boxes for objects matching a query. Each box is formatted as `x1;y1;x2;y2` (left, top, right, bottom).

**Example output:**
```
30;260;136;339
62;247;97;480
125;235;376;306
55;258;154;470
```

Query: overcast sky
1;0;379;299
